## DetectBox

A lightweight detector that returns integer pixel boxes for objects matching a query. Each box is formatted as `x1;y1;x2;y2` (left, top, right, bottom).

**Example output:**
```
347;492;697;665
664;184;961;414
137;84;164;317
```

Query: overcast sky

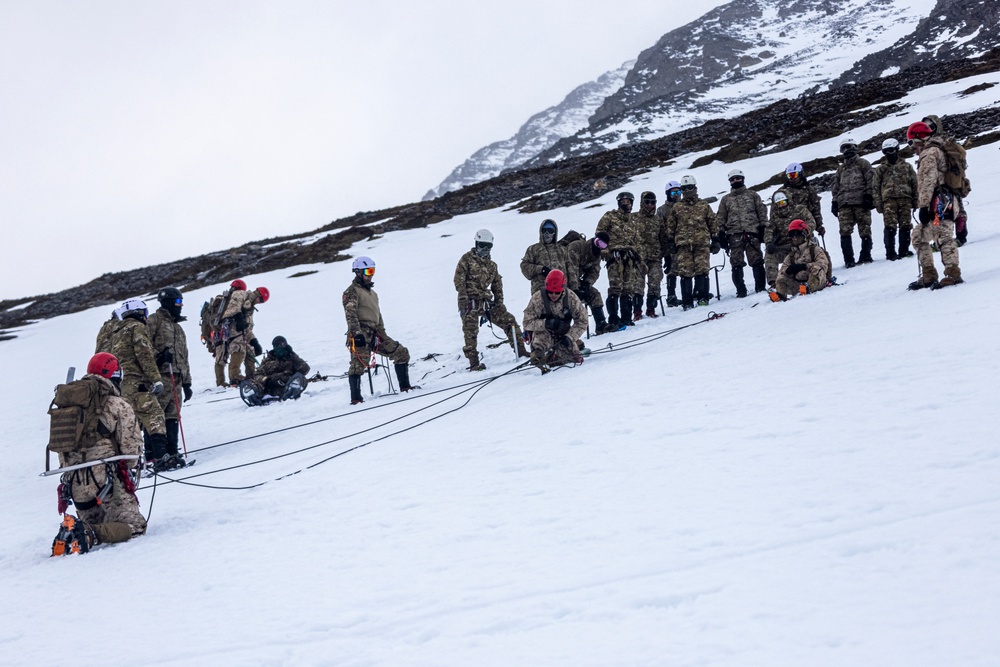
0;1;728;300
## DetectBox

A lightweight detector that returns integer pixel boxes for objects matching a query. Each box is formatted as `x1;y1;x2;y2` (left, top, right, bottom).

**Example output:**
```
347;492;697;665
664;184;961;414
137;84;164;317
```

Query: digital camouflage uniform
765;200;815;287
454;248;526;367
873;157;918;259
656;200;680;306
520;221;571;295
204;293;229;387
596;208;643;296
565;237;604;309
522;288;588;369
635;206;666;301
665;193;718;278
147;307;191;421
717;184;768;295
250;347;311;396
343;277;410;375
782;176;825;234
831;155;875;264
58;374;147;543
110;318;166;438
775;237;832;298
911;138;962;286
95;313;122;354
222;289;262;384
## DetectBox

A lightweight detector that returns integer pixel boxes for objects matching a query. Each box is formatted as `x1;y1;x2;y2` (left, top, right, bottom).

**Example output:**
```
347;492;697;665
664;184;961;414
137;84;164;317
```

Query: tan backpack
940;138;972;197
46;376;113;471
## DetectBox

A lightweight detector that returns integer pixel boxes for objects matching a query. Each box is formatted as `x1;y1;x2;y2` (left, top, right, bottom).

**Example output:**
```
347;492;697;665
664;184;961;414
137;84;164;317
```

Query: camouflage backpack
811;244;834;285
46;376;113;471
200;294;227;348
940;138;971;197
558;230;586;246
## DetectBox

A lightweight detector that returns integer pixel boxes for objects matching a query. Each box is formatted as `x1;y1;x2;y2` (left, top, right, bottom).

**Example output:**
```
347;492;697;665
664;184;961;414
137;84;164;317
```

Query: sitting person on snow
770;219;832;301
241;336;311;404
522;269;588;371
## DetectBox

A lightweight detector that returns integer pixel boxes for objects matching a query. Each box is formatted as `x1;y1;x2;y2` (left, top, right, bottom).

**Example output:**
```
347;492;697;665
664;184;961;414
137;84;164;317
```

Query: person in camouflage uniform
922;114;970;246
522;269;588;372
596;192;643;326
95;305;124;354
906;121;963;290
665;176;720;309
656;181;683;307
221;285;268;385
873;138;918;261
716;169;768;297
563;230;615;334
202;280;245;387
52;353;147;555
782;163;825;237
634;191;667;318
765;191;816;288
770;220;832;301
343;256;413;404
109;299;168;464
520;219;571;296
454;229;528;371
831;137;875;267
246;336;311;398
146;287;192;469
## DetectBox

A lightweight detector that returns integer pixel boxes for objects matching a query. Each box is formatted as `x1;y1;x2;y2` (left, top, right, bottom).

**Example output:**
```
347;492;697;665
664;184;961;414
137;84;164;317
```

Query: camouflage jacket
873;159;919;210
95;315;123;354
782;178;824;227
110;318;161;384
454;249;505;309
522;289;588;343
916;139;949;209
221;289;258;340
520;221;571;294
780;239;831;279
666;196;718;248
635;209;666;261
596;209;641;251
565;238;602;292
343;278;383;335
766;204;816;247
58;375;143;467
147;307;191;384
717;186;768;237
831;156;874;207
256;349;310;381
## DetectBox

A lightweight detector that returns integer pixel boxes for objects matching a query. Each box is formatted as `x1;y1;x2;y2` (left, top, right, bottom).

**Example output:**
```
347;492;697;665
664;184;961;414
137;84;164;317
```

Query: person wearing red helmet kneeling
770;220;832;302
521;269;588;372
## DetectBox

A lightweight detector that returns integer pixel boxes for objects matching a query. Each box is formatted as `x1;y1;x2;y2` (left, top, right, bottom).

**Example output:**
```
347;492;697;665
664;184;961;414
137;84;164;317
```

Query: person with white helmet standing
343;256;414;404
716;169;768;297
872;138;918;260
454;229;529;371
656;181;683;307
665;176;720;309
764;191;815;289
782;163;825;237
830;137;875;267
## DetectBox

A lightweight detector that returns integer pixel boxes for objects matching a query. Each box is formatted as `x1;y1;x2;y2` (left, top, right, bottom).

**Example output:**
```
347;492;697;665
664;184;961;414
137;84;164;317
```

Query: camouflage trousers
663;252;675;278
228;335;256;384
775;266;828;297
347;328;410;375
638;256;663;298
213;343;228;386
461;302;517;359
154;372;184;420
60;450;146;538
120;376;166;436
573;285;604;310
671;244;711;278
838;205;872;239
606;253;643;296
527;331;579;368
764;245;792;287
912;220;959;280
882;198;914;231
727;236;763;269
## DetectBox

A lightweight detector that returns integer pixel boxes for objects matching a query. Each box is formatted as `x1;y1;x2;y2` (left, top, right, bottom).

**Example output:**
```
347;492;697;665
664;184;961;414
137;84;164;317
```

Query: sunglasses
680;184;697;192
361;267;375;277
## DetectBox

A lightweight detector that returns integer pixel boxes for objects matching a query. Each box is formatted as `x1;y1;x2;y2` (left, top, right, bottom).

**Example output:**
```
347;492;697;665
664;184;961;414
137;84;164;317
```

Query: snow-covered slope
2;83;998;665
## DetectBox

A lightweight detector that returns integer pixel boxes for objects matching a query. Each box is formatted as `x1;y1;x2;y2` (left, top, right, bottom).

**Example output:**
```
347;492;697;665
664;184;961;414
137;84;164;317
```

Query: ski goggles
594;237;608;249
786;171;801;180
680;184;697;192
169;298;182;306
360;267;375;277
475;241;493;250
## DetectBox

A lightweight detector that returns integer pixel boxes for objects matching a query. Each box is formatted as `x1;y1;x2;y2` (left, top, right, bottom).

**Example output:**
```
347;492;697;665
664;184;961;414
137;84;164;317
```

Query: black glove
816;225;826;237
831;201;839;218
756;225;765;240
765;242;777;254
560;335;573;348
544;317;561;333
785;263;808;276
541;266;551;277
250;338;263;356
918;207;932;224
666;242;676;256
710;240;721;255
863;194;875;210
233;311;246;332
718;232;730;251
579;281;591;295
352;333;366;348
574;289;588;302
156;348;174;365
182;384;193;402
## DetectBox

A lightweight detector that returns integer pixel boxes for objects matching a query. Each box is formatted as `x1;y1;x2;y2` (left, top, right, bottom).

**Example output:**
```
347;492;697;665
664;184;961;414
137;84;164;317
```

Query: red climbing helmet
256;287;270;303
545;269;566;293
906;121;933;142
230;279;247;291
87;352;120;379
788;219;809;233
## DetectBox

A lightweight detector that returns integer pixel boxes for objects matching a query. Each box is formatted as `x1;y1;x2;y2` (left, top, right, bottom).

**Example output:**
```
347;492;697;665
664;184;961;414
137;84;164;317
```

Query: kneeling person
241;336;311;405
522;270;588;371
771;220;831;301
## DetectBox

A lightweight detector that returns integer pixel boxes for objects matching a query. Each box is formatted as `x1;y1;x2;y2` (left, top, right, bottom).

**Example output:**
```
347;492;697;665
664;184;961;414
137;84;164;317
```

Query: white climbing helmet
727;169;745;180
474;229;494;245
351;256;375;272
881;138;900;152
680;175;697;188
840;137;858;153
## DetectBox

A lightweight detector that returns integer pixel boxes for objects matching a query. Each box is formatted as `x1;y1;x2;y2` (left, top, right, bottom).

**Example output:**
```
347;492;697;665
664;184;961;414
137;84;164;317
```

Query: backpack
558;230;586;247
46;376;113;471
940;138;971;197
811;244;834;284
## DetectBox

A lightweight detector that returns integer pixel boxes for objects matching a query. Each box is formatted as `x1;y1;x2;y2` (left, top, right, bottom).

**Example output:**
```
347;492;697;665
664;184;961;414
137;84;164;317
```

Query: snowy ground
2;88;999;665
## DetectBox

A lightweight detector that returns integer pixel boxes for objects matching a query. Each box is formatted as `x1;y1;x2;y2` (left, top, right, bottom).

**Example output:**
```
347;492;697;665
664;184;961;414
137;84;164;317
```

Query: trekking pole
711;253;726;301
167;363;188;458
509;325;521;360
585;304;591;340
658;296;666;317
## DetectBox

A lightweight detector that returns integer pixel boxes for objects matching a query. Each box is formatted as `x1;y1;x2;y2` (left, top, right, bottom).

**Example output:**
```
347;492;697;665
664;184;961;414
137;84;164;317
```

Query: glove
710;240;721;255
560;335;573;348
182;384;193;402
250;338;263;356
863;194;875;210
955;211;968;233
765;242;777;254
233;311;246;332
574;289;588;302
831;201;839;218
911;198;919;210
756;225;765;240
156;348;173;365
918;207;931;224
666;241;676;256
352;333;366;348
718;233;730;251
785;263;807;277
151;381;164;395
544;317;561;333
876;205;884;214
816;225;826;237
541;266;551;277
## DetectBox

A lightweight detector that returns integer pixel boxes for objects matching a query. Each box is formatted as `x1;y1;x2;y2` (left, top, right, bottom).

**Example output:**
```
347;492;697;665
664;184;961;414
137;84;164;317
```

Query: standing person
520;219;570;295
565;231;617;334
906;121;964;290
782;163;826;237
343;256;414;404
769;220;832;301
596;192;643;326
454;229;528;371
716;169;768;297
50;353;146;555
764;191;815;289
656;181;683;307
95;305;125;354
635;191;666;318
830;137;875;267
204;280;245;387
522;269;588;372
922;114;970;246
665;176;720;309
109;299;169;467
221;284;269;386
146;287;192;470
873;138;918;261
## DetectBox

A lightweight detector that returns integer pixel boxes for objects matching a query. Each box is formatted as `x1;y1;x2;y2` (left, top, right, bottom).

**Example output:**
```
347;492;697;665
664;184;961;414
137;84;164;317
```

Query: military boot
165;419;180;458
606;295;620;327
908;265;939;290
632;294;644;321
680;277;695;310
840;235;856;268
52;514;97;556
147;432;168;465
214;365;227;387
884;227;898;260
858;236;874;264
645;294;659;318
349;374;364;405
395;363;415;392
751;262;767;293
899;225;914;257
934;265;964;288
467;352;486;371
620;295;635;326
696;274;711;306
731;266;748;298
592;305;610;334
666;276;680;307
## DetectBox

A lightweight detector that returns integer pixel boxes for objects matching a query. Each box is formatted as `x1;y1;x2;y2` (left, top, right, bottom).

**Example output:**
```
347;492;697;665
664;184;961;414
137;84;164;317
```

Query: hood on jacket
539;219;558;244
